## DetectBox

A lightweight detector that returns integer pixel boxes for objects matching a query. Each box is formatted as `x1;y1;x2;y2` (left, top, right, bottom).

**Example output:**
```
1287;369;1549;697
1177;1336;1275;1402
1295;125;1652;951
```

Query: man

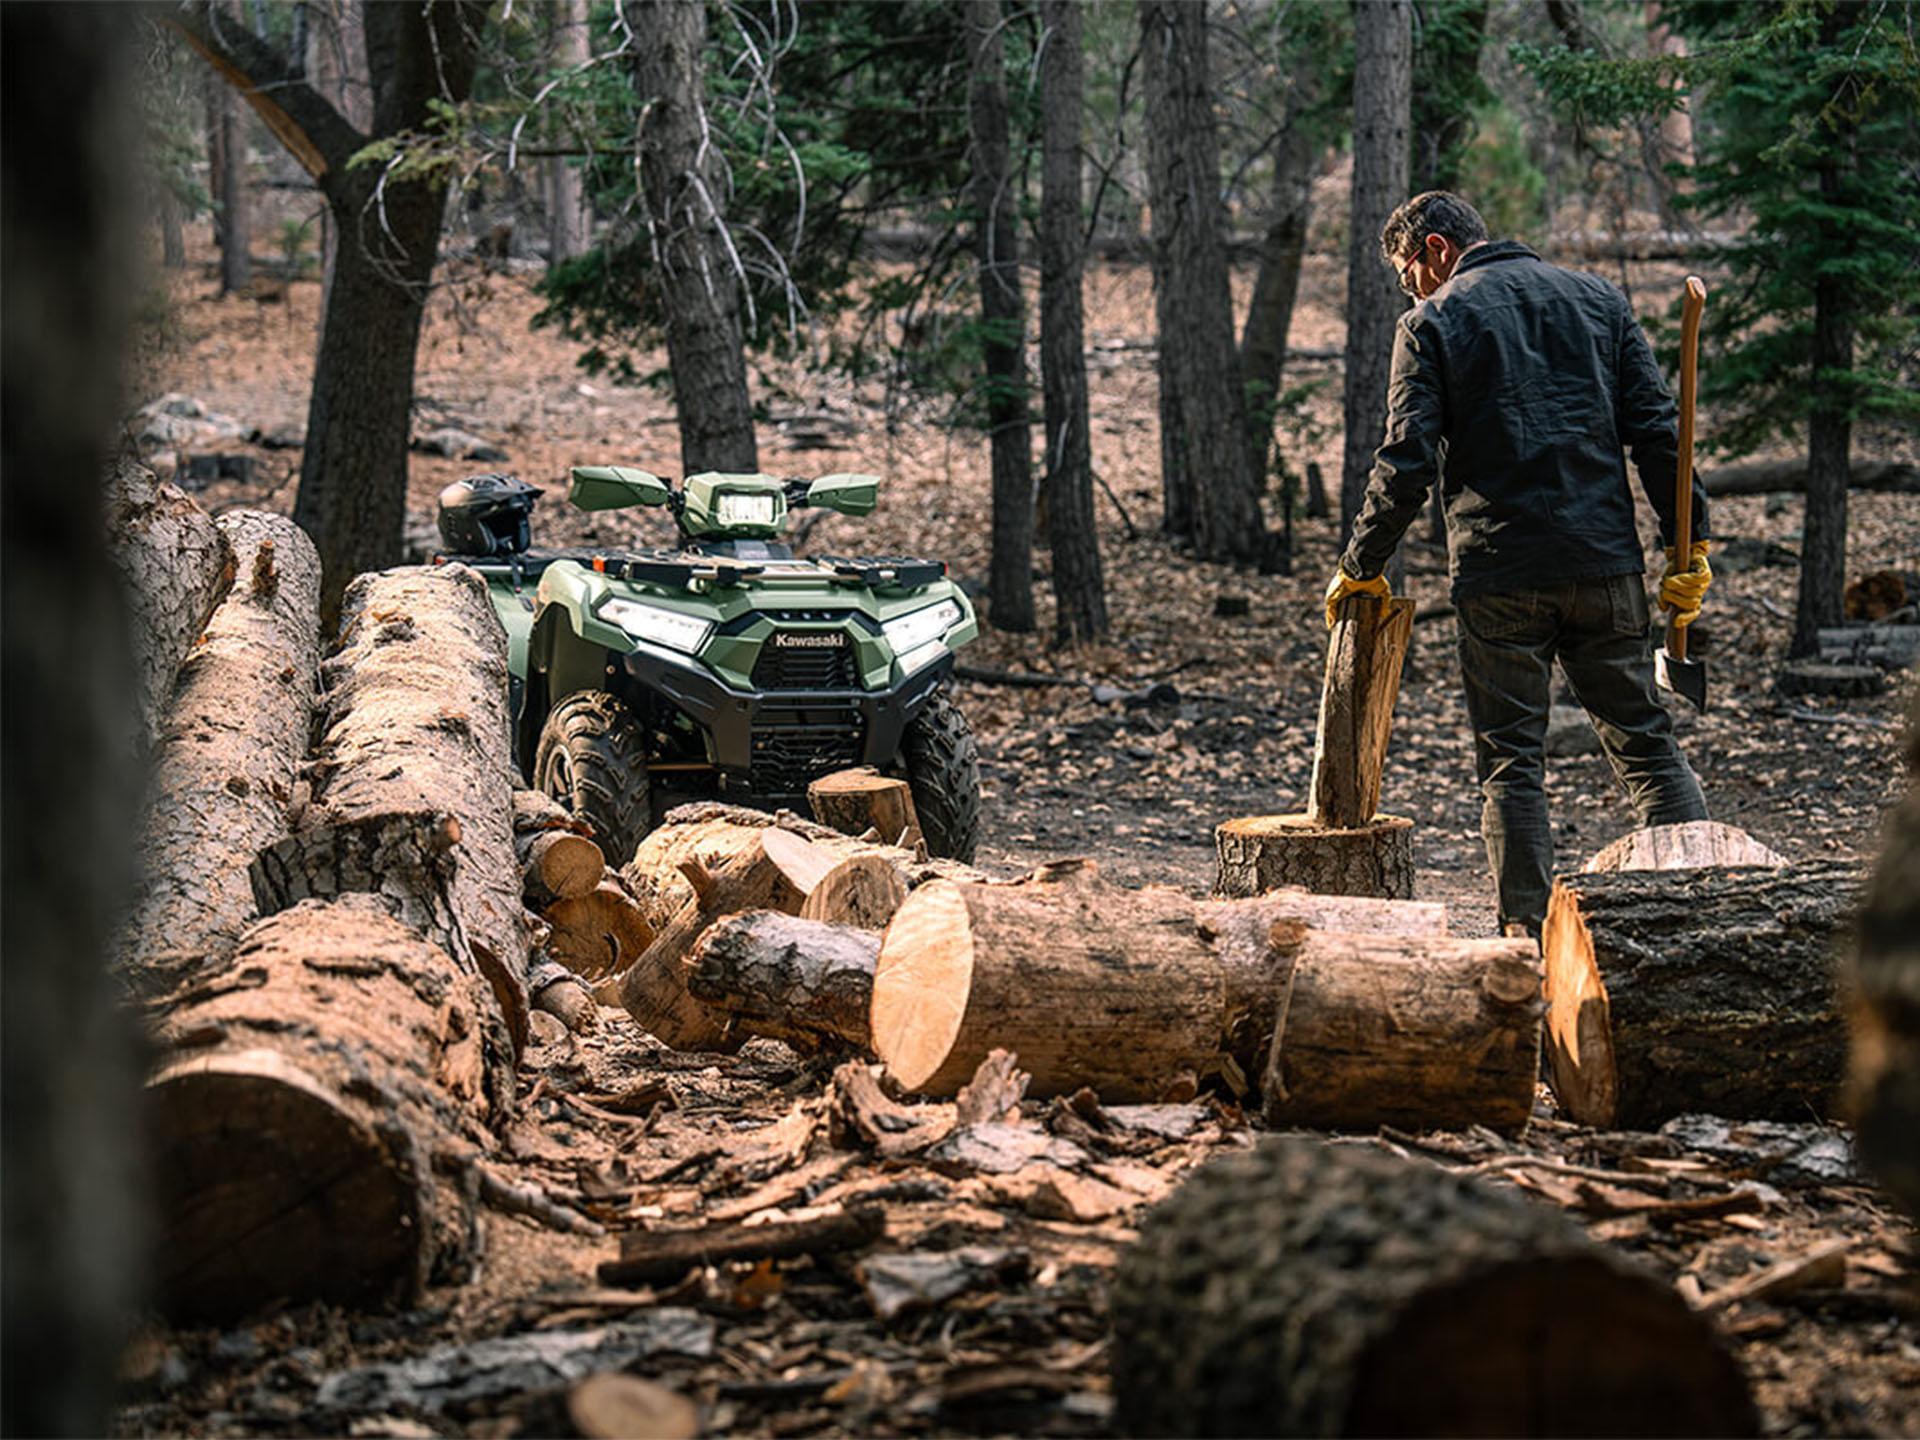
1325;190;1713;939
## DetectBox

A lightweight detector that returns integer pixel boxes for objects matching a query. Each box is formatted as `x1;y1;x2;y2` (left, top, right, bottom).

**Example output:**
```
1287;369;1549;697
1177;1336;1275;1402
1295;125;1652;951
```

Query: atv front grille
752;640;859;691
750;716;865;796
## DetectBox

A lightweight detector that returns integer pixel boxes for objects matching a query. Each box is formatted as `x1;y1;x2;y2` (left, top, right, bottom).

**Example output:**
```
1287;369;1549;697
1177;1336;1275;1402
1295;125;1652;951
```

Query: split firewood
596;1205;885;1288
115;511;320;996
104;459;235;753
685;911;881;1052
513;788;606;908
1848;689;1920;1218
143;896;507;1323
543;877;654;981
1110;1137;1757;1438
1543;860;1861;1129
808;766;925;853
250;565;531;1056
1583;819;1787;873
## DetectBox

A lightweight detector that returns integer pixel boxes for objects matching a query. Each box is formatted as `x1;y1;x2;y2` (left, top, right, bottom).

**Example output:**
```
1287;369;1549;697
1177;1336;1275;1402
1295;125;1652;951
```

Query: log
1583;819;1786;873
250;565;530;1058
685;911;881;1051
529;953;600;1034
1819;622;1919;669
871;865;1229;1100
143;896;498;1322
104;459;235;752
1847;692;1920;1217
1776;659;1885;698
114;511;320;996
597;1206;885;1288
1309;593;1415;828
513;788;606;907
799;853;909;928
1700;457;1919;496
1543;860;1862;1128
1261;931;1543;1135
808;766;924;851
1110;1137;1756;1437
1213;813;1415;899
543;878;654;981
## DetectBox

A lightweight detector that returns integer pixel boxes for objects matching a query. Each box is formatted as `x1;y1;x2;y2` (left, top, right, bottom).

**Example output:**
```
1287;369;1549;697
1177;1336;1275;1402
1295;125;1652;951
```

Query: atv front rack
467;547;948;594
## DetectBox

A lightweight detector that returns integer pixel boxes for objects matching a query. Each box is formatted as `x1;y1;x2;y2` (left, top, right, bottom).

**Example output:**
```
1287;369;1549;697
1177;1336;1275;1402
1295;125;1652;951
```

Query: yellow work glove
1324;562;1393;628
1659;539;1712;627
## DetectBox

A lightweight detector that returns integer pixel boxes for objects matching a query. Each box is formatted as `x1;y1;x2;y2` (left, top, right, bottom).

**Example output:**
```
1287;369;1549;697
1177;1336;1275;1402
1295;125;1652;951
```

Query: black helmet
438;473;537;557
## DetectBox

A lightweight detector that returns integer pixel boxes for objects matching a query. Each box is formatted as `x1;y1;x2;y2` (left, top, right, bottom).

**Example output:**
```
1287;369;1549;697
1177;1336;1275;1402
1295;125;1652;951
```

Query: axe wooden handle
1669;276;1706;663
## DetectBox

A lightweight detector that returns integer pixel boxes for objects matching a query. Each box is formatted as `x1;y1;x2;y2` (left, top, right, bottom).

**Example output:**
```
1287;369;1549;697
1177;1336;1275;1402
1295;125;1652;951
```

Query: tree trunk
116;511;321;997
1139;0;1263;562
251;565;527;1078
1792;171;1854;656
966;0;1035;633
1262;931;1542;1134
1848;691;1920;1217
1309;593;1415;828
1582;819;1785;873
144;896;494;1323
546;0;592;267
686;910;882;1052
1039;0;1107;646
104;460;236;753
1409;0;1489;193
1342;0;1411;544
1543;861;1860;1128
306;0;370;341
1111;1138;1757;1438
1214;814;1416;900
630;0;758;474
213;74;251;294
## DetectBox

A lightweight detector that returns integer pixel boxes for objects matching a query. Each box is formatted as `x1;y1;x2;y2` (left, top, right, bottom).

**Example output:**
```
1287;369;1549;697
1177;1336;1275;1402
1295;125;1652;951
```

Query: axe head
1656;644;1708;712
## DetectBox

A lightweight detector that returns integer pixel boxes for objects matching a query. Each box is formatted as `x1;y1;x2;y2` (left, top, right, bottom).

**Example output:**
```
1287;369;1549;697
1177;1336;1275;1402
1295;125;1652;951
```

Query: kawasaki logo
773;631;847;648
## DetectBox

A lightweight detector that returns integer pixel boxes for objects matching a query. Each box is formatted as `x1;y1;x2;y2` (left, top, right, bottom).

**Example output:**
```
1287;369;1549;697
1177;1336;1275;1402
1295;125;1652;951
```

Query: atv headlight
597;597;712;654
882;598;964;655
714;491;777;527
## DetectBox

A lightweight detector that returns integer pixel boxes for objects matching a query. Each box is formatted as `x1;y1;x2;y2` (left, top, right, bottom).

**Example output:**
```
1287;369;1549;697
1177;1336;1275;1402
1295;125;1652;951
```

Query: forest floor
117;235;1920;1437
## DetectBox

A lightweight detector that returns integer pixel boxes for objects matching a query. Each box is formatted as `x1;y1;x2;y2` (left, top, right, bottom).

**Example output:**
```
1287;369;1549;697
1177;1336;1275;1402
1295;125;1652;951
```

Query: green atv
437;466;983;865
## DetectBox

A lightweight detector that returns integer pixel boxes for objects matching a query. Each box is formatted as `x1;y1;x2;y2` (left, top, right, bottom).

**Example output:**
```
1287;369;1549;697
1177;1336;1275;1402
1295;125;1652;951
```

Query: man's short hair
1380;191;1490;266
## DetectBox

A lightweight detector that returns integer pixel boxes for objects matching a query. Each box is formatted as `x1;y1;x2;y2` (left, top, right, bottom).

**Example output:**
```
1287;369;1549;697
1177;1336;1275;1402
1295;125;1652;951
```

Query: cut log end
1214;812;1415;900
870;880;975;1092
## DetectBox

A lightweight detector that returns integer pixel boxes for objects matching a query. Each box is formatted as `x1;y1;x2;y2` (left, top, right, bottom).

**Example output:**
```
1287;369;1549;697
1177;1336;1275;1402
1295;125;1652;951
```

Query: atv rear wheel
893;686;981;863
533;693;651;867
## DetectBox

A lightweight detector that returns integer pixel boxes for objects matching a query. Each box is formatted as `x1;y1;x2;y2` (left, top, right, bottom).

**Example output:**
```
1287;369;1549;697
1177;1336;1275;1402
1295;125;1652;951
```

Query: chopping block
1215;594;1417;899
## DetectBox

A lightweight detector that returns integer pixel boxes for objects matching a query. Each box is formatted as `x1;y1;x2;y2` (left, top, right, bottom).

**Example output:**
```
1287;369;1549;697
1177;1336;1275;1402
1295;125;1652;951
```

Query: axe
1655;276;1708;712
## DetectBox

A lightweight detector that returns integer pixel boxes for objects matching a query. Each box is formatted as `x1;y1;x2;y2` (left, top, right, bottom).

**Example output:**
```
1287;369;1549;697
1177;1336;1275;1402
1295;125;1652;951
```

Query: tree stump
144;897;496;1323
1110;1138;1756;1437
808;766;925;851
1262;932;1543;1135
115;511;320;996
1213;813;1415;899
685;910;882;1052
1583;819;1785;873
1543;861;1862;1128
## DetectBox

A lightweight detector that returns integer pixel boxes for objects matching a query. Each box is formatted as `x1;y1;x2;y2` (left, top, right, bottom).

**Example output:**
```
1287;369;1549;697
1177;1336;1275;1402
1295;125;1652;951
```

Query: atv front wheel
533;693;651;867
893;687;982;863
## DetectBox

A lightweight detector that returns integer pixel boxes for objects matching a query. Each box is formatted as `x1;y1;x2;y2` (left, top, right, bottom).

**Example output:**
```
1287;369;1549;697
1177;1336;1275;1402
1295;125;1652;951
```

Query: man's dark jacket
1343;240;1708;600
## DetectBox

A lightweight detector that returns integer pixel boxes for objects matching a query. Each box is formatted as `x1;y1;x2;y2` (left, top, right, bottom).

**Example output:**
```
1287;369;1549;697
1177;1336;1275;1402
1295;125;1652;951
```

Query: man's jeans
1456;573;1707;935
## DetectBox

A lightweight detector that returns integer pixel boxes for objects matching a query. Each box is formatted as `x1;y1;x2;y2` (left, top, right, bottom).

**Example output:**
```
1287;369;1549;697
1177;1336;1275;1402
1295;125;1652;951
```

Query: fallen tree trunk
1544;860;1861;1128
1110;1137;1756;1437
1701;458;1919;496
104;459;235;752
251;565;530;1057
143;896;498;1323
1847;692;1920;1218
115;511;320;996
685;910;882;1052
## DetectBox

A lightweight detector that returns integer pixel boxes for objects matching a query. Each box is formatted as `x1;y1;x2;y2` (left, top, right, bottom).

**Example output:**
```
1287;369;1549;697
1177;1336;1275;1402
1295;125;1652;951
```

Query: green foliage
1451;99;1545;238
1411;0;1494;192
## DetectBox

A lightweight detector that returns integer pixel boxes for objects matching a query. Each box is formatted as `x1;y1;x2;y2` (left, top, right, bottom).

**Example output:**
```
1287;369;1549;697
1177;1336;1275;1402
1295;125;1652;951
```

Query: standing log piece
513;788;606;908
104;459;235;751
1846;693;1920;1217
685;910;881;1052
808;766;925;852
250;565;530;1058
1261;930;1543;1135
1543;860;1862;1128
871;863;1229;1100
144;896;497;1323
1214;812;1415;899
115;511;320;996
1584;819;1786;873
1110;1138;1756;1437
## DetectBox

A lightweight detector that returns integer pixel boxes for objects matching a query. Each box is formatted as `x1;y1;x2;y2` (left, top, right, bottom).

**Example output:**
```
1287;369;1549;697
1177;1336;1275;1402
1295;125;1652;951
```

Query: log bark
685;911;881;1052
1262;932;1543;1135
1214;813;1415;899
1309;594;1415;827
103;460;235;752
808;767;924;851
1111;1137;1756;1437
115;512;321;996
250;565;529;1058
1583;819;1786;873
872;866;1229;1101
1847;693;1920;1217
542;878;653;981
1544;861;1861;1128
143;896;499;1322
